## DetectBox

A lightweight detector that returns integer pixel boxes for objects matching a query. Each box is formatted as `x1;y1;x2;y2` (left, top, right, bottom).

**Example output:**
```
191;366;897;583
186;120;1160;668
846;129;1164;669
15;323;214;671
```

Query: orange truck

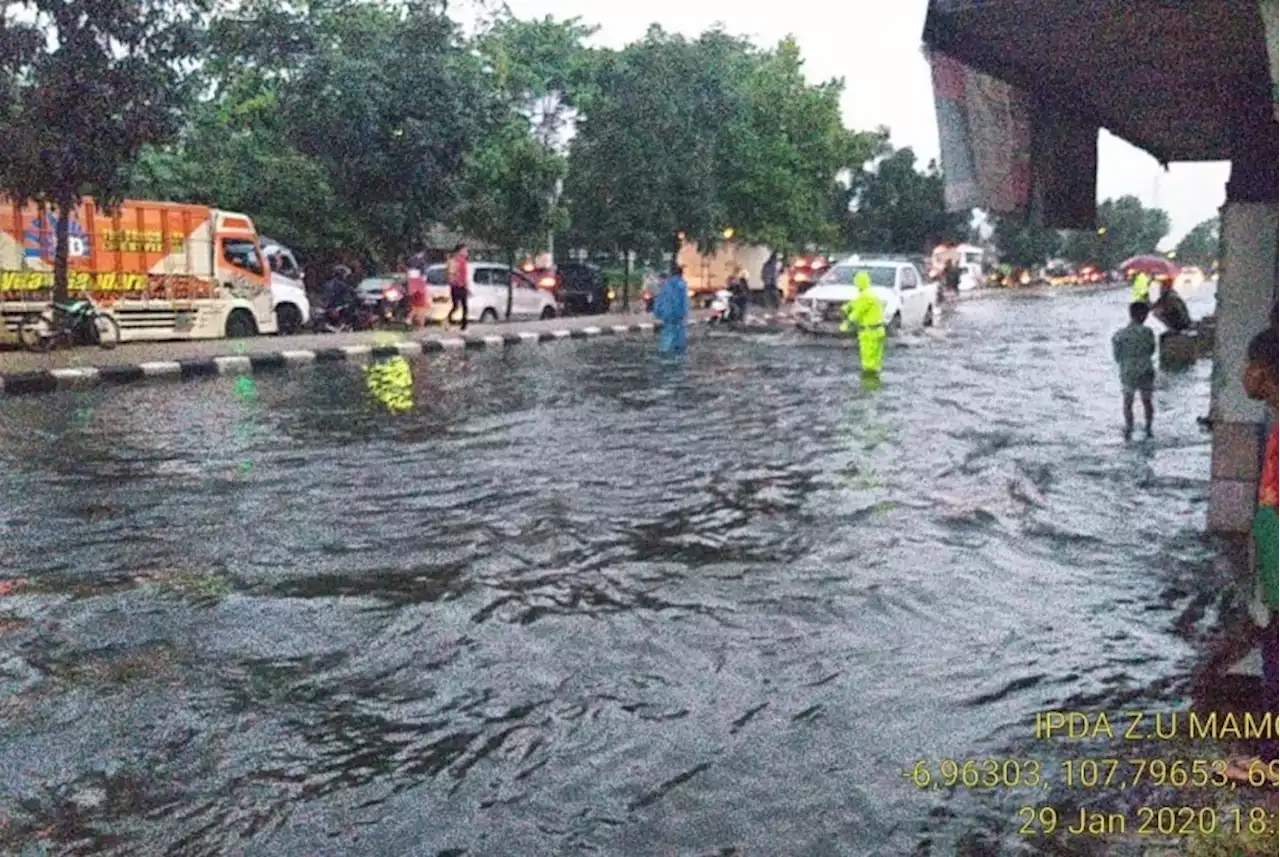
1;198;279;341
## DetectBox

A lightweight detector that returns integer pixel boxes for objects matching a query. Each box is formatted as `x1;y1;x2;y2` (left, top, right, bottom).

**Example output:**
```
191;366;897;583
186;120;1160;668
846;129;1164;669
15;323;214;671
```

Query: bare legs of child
1122;389;1154;440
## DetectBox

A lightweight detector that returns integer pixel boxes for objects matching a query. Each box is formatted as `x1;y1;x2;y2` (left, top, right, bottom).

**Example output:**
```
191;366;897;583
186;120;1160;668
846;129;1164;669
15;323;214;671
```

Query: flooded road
0;286;1235;856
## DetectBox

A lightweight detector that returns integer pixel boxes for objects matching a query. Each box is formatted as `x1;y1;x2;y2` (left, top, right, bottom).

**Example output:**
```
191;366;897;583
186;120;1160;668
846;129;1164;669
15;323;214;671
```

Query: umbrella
1119;255;1179;280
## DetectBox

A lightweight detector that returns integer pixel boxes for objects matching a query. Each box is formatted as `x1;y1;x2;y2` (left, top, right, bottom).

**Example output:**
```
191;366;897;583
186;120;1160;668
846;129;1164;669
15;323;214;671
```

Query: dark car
556;262;611;315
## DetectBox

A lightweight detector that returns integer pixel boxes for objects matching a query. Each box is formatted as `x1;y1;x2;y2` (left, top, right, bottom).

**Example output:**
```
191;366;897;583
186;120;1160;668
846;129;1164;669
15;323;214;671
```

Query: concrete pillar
1207;202;1278;533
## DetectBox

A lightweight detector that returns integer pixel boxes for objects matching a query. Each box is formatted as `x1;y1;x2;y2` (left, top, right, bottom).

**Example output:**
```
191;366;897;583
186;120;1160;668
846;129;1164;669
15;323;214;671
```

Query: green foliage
451;7;592;282
474;8;598;149
991;212;1063;269
845;147;969;254
1060;195;1171;269
1175;216;1220;268
718;37;877;251
564;27;885;259
0;0;205;301
82;4;971;276
130;0;494;268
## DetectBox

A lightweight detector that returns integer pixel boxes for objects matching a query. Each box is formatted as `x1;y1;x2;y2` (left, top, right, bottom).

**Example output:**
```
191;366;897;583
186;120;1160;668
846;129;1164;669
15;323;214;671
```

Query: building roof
921;0;1273;165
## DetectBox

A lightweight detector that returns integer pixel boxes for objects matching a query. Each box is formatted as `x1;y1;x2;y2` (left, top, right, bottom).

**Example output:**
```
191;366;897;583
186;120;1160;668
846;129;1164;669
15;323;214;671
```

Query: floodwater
0;286;1246;856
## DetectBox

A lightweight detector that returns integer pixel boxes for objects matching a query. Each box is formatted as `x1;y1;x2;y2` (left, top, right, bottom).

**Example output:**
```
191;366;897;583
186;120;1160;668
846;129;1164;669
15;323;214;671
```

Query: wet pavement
0;284;1258;857
0;308;671;376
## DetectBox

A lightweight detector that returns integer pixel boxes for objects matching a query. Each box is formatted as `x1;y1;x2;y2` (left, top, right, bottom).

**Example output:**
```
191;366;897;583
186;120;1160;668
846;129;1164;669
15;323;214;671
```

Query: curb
0;314;792;397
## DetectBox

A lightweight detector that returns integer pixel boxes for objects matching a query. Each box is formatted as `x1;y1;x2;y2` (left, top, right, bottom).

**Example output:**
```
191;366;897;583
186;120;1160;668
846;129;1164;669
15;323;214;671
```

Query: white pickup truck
793;256;938;335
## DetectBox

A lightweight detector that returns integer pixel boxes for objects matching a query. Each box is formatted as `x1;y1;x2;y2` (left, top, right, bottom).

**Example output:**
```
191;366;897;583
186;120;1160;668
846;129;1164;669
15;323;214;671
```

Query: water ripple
0;288;1223;856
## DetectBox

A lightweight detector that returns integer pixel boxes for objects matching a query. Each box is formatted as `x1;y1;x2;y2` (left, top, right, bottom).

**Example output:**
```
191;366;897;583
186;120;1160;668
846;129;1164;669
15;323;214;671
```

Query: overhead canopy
922;0;1277;226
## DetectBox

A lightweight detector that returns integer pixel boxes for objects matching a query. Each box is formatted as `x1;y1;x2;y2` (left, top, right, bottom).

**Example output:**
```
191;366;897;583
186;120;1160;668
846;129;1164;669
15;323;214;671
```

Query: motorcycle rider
321;265;359;327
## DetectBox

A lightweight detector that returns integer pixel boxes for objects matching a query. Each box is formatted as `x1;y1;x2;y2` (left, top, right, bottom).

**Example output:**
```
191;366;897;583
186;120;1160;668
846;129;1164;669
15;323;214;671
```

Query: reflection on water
0;287;1244;856
364;356;415;414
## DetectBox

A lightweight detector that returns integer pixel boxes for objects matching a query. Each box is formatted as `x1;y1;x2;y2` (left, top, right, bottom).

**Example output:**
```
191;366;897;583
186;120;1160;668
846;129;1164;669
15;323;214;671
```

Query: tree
0;0;205;303
1174;216;1219;268
452;119;568;318
131;0;494;270
469;8;596;279
717;37;883;252
1060;195;1170;269
845;147;968;253
990;212;1062;269
564;27;749;263
474;9;598;151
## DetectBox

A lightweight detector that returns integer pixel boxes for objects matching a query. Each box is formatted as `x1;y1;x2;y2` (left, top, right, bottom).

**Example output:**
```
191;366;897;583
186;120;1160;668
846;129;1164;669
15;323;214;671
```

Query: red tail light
538;276;557;289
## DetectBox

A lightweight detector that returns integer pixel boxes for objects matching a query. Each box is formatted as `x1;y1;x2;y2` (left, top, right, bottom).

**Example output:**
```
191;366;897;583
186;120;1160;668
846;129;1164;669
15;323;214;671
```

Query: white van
423;261;559;324
260;237;310;334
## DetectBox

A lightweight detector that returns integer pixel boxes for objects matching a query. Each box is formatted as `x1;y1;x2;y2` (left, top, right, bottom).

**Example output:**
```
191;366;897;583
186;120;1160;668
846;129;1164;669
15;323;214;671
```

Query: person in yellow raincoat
1130;271;1152;303
839;271;886;375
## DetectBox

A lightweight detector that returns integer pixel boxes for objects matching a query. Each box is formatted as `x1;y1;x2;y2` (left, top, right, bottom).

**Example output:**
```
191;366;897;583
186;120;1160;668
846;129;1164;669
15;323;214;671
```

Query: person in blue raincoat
653;264;690;353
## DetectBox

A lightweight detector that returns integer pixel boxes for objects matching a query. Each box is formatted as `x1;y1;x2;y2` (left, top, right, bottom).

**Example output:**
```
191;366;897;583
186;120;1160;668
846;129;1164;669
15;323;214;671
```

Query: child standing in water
1223;327;1280;787
1111;301;1156;440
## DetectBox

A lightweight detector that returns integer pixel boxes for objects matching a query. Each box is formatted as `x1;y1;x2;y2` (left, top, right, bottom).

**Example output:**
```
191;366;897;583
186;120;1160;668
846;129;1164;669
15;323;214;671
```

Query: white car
260;238;310;334
793;257;937;335
422;262;559;324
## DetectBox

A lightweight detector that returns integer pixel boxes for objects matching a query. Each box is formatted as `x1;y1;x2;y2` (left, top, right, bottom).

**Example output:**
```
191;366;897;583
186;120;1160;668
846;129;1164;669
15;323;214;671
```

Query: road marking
611;325;630;334
517;331;539;343
581;326;602;336
394;341;423;356
342;344;372;358
139;361;182;376
637;322;655;332
482;335;504;346
438;338;466;349
280;350;317;364
214;355;253;374
50;367;100;384
550;330;570;339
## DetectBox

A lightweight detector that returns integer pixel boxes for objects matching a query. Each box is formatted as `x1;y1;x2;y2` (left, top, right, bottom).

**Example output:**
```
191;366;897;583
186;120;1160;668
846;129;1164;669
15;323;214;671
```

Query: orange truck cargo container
0;198;277;341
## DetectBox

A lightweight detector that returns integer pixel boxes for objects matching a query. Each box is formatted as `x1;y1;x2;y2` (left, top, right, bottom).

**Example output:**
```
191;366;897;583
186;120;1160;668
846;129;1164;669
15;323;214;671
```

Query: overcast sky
457;0;1229;247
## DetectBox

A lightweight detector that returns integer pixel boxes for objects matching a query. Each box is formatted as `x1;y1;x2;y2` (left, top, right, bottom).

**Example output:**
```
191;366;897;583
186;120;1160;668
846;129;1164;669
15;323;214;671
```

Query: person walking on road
446;243;469;331
653;264;690;354
761;252;781;309
1111;301;1157;440
839;271;886;376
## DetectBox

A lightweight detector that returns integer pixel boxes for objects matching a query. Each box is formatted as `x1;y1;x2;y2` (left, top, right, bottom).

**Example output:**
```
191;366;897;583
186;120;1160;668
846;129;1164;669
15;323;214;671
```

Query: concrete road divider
0;311;793;397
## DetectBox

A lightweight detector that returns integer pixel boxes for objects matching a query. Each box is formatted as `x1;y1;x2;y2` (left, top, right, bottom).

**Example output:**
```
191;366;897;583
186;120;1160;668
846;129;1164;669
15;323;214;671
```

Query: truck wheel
923;304;935;327
275;303;302;335
540;305;556;320
479;308;499;324
225;309;258;339
887;312;902;336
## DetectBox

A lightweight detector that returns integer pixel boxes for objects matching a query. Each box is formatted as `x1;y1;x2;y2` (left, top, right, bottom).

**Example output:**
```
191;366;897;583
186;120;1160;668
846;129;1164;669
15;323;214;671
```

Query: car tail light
538;276;556;289
384;287;402;302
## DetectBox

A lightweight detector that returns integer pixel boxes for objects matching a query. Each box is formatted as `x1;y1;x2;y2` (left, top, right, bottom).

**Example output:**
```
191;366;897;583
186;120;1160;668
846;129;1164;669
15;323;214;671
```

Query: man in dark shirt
761;252;780;309
1151;281;1193;333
